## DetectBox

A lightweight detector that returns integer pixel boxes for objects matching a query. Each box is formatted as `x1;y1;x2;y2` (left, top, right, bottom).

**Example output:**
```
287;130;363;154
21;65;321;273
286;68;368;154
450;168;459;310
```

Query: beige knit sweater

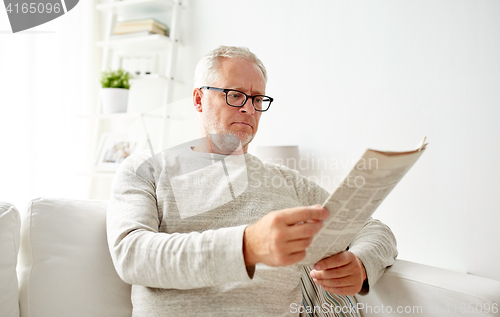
107;147;397;316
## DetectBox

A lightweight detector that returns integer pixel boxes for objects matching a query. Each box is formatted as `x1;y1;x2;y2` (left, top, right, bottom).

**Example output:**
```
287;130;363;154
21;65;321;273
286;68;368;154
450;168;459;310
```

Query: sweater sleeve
106;154;252;290
348;217;398;295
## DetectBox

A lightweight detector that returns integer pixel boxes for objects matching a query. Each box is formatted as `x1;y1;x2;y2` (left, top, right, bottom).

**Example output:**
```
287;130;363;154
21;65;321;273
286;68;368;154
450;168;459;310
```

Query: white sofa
1;197;499;317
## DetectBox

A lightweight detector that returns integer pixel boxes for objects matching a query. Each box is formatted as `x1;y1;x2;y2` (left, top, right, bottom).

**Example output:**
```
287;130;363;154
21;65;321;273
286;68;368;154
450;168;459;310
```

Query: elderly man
107;46;397;316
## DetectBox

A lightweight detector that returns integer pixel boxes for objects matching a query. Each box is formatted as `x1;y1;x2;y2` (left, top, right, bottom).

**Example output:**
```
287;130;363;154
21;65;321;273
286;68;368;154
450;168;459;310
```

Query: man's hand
243;205;329;267
310;251;367;296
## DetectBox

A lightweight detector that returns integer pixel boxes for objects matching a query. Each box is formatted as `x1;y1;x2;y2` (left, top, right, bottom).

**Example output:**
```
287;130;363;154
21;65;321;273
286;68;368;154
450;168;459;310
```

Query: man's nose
239;97;255;114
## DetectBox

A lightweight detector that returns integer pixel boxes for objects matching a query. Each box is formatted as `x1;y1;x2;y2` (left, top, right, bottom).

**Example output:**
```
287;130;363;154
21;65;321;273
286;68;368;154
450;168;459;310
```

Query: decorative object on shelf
95;133;142;171
119;53;158;77
113;18;168;37
100;69;131;114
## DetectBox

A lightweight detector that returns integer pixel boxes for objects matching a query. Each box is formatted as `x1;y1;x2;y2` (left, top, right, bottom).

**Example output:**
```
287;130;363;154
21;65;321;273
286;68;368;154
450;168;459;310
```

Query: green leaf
100;68;131;89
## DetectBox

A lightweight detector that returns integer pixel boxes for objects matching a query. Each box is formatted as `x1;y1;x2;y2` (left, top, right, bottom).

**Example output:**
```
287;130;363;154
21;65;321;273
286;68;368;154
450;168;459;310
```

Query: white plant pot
101;88;129;114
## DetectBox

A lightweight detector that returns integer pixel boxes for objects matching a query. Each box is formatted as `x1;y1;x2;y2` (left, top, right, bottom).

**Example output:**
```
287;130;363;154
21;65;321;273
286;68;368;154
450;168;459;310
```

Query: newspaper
298;137;428;266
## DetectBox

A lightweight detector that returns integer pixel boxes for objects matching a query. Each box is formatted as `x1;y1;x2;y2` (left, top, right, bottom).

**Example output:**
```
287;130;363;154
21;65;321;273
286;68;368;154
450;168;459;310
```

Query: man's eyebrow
231;87;266;95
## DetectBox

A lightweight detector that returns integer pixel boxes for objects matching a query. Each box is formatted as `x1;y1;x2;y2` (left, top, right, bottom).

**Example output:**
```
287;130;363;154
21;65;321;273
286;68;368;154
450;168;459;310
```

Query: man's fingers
244;205;331;267
314;250;352;270
312;274;364;296
310;251;367;295
288;220;323;240
310;264;353;280
312;275;355;289
282;237;314;254
280;205;330;225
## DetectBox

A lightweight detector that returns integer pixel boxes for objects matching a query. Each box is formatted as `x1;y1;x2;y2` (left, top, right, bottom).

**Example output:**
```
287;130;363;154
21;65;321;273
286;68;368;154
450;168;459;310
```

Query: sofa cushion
17;197;132;317
0;202;21;317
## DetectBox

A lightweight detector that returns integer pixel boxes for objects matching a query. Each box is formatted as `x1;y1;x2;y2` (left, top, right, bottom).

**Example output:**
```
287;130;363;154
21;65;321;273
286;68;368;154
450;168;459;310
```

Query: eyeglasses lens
226;90;271;111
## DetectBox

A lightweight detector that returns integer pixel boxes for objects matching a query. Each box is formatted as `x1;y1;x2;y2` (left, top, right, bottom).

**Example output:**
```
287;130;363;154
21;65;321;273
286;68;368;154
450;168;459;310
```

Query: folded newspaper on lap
298;137;428;266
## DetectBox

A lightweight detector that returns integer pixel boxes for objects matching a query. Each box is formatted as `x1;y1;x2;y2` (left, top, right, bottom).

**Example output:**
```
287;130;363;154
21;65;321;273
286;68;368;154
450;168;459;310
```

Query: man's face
194;58;266;153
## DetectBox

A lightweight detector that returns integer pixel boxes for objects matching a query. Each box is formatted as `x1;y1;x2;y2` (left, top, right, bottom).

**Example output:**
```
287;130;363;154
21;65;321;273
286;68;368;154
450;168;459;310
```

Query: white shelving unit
85;0;183;200
96;33;171;49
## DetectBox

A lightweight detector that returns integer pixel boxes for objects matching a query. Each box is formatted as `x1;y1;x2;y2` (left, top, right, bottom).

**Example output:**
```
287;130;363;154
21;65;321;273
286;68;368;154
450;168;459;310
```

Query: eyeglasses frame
199;86;274;112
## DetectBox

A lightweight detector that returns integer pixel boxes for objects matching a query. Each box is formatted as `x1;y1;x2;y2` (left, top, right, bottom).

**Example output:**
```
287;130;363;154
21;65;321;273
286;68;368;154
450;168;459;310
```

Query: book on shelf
114;18;169;36
114;23;166;36
116;18;167;30
109;31;161;40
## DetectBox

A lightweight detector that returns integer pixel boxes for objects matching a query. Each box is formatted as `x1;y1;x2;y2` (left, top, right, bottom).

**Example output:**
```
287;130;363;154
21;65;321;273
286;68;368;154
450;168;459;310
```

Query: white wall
0;0;99;211
175;0;500;281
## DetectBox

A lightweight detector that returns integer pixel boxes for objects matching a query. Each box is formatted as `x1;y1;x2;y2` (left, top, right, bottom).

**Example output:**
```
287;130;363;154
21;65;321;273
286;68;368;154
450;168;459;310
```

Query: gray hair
193;46;268;88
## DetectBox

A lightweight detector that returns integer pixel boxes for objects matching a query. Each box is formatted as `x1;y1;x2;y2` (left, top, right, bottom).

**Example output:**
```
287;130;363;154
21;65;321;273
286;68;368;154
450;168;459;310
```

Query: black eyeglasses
200;86;274;112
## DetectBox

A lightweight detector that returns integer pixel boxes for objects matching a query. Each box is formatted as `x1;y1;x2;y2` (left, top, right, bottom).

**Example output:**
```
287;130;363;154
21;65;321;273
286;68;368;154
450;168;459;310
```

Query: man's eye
254;97;263;103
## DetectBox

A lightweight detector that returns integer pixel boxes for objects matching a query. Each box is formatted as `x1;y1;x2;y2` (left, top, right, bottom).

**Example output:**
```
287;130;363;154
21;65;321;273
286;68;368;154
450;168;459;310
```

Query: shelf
97;0;173;15
129;74;166;80
128;75;183;85
96;34;170;50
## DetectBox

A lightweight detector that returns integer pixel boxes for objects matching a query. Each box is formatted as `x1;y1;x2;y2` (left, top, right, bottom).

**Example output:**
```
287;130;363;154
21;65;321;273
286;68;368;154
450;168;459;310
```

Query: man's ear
193;88;203;113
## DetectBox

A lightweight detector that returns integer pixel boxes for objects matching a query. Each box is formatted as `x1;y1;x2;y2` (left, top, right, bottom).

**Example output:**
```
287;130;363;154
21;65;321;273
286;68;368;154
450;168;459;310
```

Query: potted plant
100;69;131;114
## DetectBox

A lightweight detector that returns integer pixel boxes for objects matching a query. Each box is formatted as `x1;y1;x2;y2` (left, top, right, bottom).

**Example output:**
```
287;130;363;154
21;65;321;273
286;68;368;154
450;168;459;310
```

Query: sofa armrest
355;259;500;317
0;202;21;317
